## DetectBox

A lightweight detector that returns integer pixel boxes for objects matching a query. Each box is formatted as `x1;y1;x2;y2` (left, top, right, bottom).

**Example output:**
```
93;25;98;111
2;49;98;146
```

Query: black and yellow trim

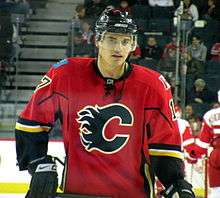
149;149;183;159
149;144;183;159
149;143;181;151
15;122;50;133
16;117;52;133
17;117;52;127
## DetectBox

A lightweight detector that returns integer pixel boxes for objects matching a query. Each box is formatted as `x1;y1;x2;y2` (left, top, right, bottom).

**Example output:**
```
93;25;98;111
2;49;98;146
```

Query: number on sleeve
169;99;177;121
159;75;171;90
34;75;52;93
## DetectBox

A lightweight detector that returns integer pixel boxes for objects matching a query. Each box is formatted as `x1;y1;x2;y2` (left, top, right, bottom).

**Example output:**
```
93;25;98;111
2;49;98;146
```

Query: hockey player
174;105;195;153
190;90;220;198
15;9;195;198
155;105;195;196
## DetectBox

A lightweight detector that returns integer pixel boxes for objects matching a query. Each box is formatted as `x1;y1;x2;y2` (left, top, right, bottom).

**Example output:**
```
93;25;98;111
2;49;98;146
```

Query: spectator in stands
185;104;196;120
80;20;94;44
117;0;131;14
187;35;207;77
129;45;141;63
0;11;13;61
141;36;162;61
66;31;94;58
71;4;87;31
11;0;30;16
210;42;220;61
188;116;201;135
185;104;201;135
203;0;220;20
75;4;86;20
188;35;208;61
84;0;107;19
0;0;14;12
175;0;199;21
162;35;177;58
148;0;174;7
186;78;216;105
159;47;176;77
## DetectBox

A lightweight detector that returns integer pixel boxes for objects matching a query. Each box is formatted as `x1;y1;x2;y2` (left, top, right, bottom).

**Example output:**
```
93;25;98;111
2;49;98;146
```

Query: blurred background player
15;9;195;198
190;90;220;198
174;105;195;155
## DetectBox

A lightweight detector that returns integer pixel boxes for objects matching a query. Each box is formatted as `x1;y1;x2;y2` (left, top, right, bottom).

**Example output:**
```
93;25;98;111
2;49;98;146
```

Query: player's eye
107;37;116;42
121;39;130;46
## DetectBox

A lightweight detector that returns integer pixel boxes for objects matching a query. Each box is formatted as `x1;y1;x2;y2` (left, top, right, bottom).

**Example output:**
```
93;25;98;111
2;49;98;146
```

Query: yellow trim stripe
15;122;50;133
149;149;183;159
0;183;62;193
0;183;29;193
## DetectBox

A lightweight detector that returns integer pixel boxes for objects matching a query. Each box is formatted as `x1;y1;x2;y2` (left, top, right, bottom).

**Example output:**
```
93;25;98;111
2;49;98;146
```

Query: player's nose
113;40;123;50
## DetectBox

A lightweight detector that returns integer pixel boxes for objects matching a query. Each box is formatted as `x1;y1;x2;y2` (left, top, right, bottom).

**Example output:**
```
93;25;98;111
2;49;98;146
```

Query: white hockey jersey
196;107;220;149
177;118;194;151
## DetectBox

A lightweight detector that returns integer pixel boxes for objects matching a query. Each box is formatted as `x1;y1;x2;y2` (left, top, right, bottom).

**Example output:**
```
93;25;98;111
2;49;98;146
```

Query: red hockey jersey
15;58;183;197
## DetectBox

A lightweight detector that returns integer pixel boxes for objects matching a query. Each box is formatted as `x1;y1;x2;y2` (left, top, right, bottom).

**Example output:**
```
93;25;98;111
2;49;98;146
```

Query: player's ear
95;40;101;48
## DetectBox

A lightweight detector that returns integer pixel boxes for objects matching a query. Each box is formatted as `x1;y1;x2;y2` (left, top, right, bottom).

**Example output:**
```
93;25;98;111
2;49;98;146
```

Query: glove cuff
28;155;55;175
161;179;195;198
35;163;57;173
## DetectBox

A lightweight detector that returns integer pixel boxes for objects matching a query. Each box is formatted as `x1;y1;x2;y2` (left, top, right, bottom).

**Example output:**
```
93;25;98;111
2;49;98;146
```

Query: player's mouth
112;54;123;58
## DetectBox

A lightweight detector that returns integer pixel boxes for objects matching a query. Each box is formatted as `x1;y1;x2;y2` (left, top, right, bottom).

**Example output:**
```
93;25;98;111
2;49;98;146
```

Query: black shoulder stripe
149;143;182;152
37;91;68;106
144;107;173;128
17;117;52;127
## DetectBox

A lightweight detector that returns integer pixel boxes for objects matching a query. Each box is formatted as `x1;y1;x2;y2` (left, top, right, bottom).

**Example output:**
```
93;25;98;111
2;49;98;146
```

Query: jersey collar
93;59;133;82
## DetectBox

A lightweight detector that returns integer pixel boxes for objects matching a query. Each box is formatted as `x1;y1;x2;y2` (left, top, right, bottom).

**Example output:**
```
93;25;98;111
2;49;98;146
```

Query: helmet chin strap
130;35;137;51
104;63;127;102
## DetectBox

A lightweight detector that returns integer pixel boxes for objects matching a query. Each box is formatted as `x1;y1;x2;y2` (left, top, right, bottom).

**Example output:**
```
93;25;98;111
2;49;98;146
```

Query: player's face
97;32;134;68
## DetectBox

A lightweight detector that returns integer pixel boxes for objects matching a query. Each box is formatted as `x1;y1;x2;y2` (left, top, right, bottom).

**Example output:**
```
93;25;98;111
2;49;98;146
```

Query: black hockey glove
161;179;195;198
25;155;58;198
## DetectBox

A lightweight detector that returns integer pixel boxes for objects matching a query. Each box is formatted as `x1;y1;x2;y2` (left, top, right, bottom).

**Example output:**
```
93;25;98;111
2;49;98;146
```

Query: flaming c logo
76;103;134;154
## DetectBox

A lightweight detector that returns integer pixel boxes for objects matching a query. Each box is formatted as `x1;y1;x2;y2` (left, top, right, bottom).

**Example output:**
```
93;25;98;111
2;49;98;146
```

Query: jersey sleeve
211;43;220;55
15;66;61;170
182;121;195;151
196;112;214;150
144;75;183;160
144;75;184;187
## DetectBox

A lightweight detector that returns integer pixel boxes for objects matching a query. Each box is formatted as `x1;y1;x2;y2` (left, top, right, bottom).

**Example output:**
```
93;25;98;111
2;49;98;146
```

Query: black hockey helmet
95;8;137;38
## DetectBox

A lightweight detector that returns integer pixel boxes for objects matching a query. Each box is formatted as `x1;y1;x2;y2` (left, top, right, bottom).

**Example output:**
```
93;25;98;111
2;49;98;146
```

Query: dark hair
74;31;83;38
191;34;202;41
75;4;85;13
